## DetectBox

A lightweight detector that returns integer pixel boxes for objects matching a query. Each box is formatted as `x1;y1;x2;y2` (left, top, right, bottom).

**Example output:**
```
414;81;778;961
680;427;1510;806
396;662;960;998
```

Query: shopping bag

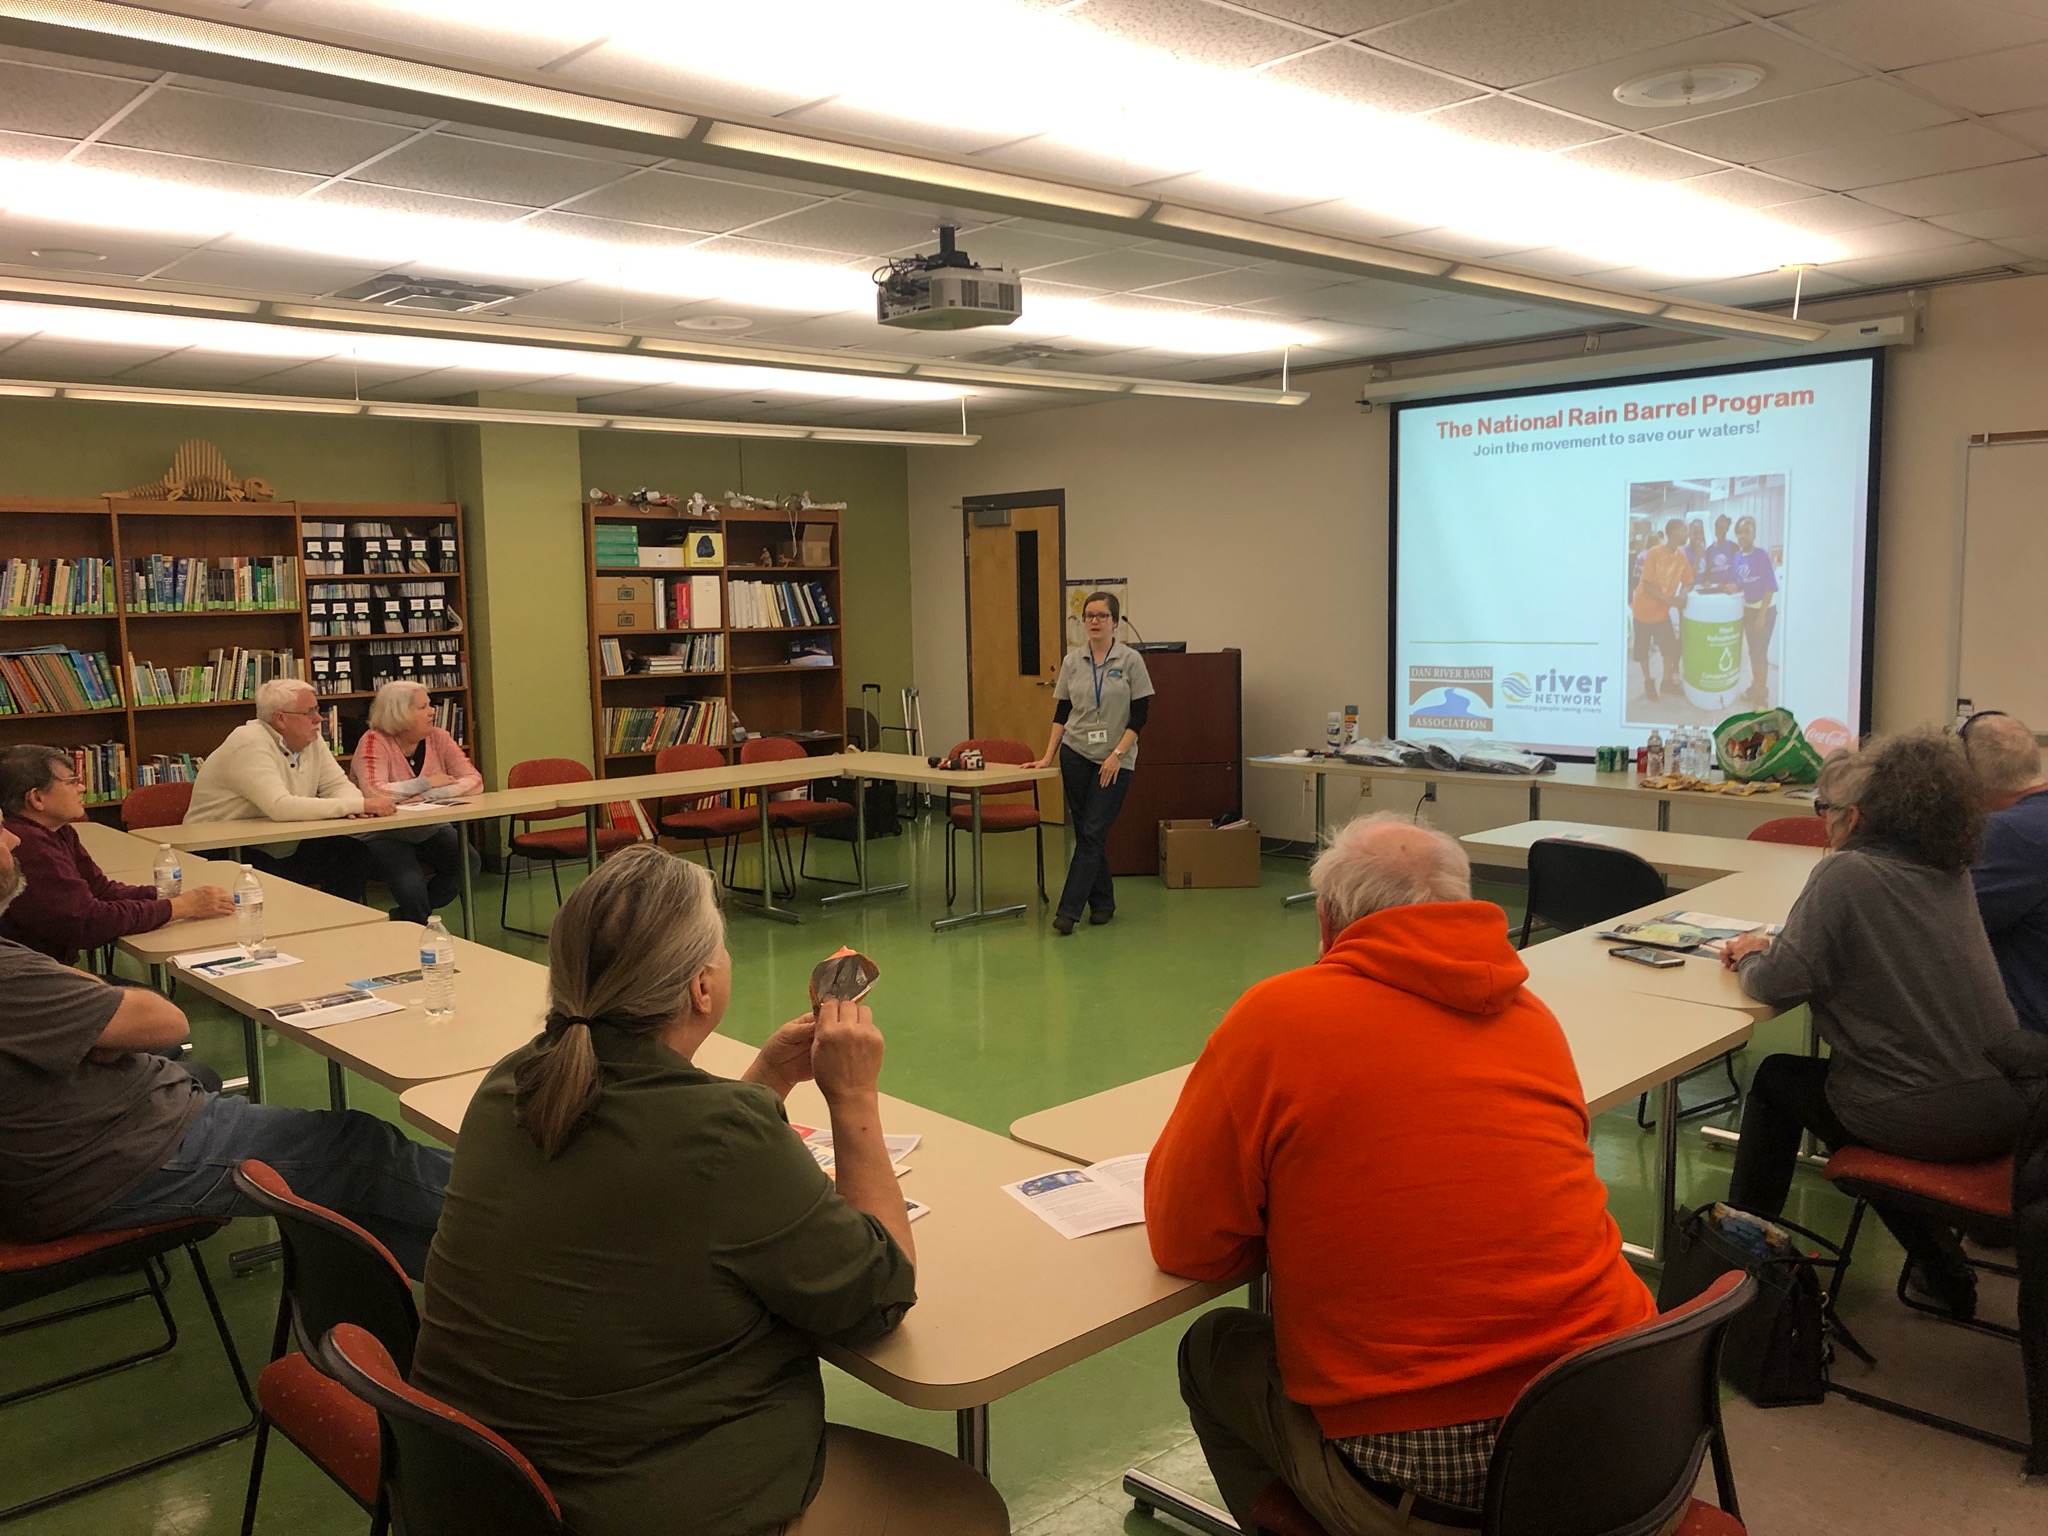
1713;708;1825;784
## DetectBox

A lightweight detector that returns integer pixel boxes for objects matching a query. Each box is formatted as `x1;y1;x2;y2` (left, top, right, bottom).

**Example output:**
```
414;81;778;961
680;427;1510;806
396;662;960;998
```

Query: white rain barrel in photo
1681;589;1746;712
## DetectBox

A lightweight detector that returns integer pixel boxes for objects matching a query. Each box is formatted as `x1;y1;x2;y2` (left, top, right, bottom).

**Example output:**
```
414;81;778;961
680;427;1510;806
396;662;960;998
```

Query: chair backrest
1524;839;1669;937
654;743;729;813
121;780;193;831
739;735;812;794
1484;1271;1755;1536
323;1324;567;1536
947;737;1037;798
506;757;592;828
1747;815;1828;847
231;1161;419;1373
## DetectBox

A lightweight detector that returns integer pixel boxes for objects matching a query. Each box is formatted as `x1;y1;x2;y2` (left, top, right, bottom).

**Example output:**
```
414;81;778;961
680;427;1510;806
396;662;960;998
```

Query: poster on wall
1064;577;1129;648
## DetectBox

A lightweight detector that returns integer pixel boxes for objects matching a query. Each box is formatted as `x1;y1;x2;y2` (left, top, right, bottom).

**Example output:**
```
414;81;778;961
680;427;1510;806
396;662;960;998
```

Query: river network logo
1408;666;1493;732
1501;668;1608;716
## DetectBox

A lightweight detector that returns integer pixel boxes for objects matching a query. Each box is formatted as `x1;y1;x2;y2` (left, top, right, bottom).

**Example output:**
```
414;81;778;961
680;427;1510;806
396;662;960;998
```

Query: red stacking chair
942;737;1046;907
121;779;194;831
654;743;756;890
1747;815;1829;848
739;737;857;889
499;757;639;937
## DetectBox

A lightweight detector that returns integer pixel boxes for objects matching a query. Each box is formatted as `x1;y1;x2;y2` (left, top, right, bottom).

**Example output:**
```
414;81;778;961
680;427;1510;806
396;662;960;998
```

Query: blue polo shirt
1732;546;1778;605
1973;786;2048;1034
1702;539;1739;588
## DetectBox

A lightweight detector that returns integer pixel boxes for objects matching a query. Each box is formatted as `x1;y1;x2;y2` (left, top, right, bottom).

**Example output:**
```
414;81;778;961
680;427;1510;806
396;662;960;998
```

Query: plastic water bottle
1645;729;1665;777
420;916;455;1019
153;844;182;899
232;866;270;958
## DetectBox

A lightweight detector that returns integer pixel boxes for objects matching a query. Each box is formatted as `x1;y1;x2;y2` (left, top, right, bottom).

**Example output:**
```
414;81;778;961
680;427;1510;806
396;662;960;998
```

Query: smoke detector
334;274;528;313
1613;64;1765;109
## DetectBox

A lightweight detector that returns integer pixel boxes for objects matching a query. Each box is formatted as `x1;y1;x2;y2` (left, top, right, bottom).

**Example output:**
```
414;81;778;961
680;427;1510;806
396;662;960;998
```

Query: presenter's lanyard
1087;649;1113;712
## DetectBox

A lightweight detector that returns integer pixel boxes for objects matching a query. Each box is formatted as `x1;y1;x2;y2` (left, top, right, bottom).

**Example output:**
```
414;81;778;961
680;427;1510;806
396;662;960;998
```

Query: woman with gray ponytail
412;847;1007;1535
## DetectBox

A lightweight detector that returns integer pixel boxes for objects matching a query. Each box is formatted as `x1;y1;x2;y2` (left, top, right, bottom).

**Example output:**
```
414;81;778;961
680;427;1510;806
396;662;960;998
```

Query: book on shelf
727;579;835;630
127;555;300;612
126;647;302;706
593;522;642;568
2;557;114;616
601;698;731;755
137;752;204;787
786;638;835;667
68;740;130;803
308;582;458;637
0;646;124;714
601;633;725;677
361;639;466;692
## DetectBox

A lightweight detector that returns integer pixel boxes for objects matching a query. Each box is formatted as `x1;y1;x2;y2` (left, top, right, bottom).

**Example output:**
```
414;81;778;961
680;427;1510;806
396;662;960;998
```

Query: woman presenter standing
1030;592;1154;936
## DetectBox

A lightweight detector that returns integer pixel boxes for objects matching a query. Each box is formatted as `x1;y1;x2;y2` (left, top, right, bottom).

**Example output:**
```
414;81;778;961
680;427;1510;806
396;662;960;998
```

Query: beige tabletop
1009;977;1753;1164
839;751;1059;790
402;1042;1236;1413
174;922;549;1094
156;784;569;852
1248;755;1812;811
548;756;858;807
1461;820;1822;883
119;861;387;961
74;818;162;875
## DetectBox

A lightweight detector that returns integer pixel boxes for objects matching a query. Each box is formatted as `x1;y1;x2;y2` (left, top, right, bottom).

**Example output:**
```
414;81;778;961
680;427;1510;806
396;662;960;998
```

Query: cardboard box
779;524;835;567
1159;820;1262;889
639;546;689;568
598;576;654;605
601;602;657;631
682;529;724;568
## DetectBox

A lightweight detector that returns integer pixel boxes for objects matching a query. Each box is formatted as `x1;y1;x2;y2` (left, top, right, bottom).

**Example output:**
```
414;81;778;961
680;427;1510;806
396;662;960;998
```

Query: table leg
326;1059;349;1112
240;1017;266;1104
1247;1271;1271;1314
584;805;600;868
821;774;908;907
932;787;1026;931
732;789;801;925
1657;796;1671;832
1623;1078;1681;1270
955;1405;990;1475
1529;782;1541;821
458;825;475;939
1282;770;1326;907
1124;1471;1240;1536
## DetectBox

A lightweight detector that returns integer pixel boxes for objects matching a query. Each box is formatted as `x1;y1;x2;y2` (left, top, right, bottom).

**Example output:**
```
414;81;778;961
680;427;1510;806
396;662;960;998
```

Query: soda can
1597;746;1614;772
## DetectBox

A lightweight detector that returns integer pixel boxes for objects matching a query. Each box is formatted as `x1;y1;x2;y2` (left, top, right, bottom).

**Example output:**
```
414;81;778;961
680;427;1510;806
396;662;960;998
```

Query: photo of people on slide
1626;475;1786;729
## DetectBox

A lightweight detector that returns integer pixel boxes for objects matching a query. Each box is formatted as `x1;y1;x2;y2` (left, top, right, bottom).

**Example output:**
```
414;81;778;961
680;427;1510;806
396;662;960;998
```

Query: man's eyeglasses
44;773;80;788
1958;709;2008;741
1814;799;1839;817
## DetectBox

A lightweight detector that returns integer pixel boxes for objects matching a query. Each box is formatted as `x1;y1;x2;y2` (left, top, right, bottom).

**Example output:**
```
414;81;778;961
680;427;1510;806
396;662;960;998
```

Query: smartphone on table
1609;945;1684;969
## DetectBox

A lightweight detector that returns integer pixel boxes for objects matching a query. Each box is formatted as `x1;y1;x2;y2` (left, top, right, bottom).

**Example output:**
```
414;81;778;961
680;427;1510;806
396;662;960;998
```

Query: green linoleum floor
1;816;1903;1533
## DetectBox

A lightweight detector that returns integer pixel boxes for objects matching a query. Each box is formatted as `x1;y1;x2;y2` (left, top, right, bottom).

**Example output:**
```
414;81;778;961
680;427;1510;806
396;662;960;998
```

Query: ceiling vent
962;342;1104;368
333;274;529;313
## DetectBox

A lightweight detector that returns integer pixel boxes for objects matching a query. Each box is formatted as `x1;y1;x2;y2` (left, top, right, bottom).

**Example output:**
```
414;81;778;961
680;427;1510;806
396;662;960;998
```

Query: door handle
1034;680;1056;687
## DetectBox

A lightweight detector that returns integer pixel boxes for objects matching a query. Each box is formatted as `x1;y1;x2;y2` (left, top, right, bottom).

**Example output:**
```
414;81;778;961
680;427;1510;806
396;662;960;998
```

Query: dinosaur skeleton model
111;441;274;502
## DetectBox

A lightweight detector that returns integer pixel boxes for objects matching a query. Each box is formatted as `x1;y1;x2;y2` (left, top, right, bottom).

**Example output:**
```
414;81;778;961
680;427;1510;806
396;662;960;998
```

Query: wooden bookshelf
0;497;473;809
582;503;844;776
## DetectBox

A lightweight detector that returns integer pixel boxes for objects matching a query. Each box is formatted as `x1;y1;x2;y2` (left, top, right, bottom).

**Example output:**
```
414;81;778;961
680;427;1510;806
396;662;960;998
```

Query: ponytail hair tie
544;1010;597;1036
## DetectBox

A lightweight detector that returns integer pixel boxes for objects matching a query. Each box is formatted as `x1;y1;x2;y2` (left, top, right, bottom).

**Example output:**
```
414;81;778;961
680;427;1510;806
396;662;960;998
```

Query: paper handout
789;1122;919;1175
268;989;404;1030
175;946;301;978
1003;1153;1148;1239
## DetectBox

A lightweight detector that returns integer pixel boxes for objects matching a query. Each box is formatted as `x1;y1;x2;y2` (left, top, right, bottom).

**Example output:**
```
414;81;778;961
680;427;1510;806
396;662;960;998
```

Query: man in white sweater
186;679;395;901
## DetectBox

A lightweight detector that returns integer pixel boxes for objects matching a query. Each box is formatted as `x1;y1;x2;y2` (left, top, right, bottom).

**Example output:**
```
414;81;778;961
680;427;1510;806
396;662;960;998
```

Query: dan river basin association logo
1408;666;1493;731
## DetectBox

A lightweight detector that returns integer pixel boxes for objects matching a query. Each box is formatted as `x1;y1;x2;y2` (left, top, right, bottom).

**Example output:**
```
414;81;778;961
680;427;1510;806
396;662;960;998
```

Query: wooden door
965;500;1065;821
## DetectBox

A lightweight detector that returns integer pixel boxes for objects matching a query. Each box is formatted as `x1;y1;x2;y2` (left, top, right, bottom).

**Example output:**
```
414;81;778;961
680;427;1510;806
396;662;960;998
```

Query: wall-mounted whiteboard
1956;434;2048;726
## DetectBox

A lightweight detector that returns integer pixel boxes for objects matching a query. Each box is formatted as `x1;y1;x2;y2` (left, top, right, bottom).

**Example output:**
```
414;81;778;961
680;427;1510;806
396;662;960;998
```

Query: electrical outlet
1422;786;1437;802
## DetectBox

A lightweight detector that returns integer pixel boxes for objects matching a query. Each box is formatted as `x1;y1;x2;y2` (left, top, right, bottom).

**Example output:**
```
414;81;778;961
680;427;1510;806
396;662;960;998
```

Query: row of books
303;522;459;576
2;557;115;616
310;641;467;695
0;647;123;715
128;555;300;613
659;575;721;631
308;589;457;637
128;648;304;707
601;698;731;755
318;699;467;757
68;741;129;804
727;580;836;630
137;752;203;787
602;633;726;677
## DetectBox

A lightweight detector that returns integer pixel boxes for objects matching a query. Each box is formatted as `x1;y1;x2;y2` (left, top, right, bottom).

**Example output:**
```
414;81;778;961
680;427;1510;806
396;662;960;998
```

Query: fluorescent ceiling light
606;416;811;439
362;402;592;427
0;299;964;402
1450;266;1668;316
305;0;1836;279
0;381;57;396
1127;379;1307;405
61;385;363;412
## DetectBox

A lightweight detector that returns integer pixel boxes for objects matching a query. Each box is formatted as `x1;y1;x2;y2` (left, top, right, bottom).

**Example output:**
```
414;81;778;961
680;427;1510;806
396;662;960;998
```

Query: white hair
368;679;430;736
1309;811;1471;930
254;676;314;721
1963;714;2044;800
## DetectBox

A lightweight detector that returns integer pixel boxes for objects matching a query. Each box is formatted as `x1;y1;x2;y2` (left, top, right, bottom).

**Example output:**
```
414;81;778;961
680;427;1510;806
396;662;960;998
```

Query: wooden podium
1106;649;1243;877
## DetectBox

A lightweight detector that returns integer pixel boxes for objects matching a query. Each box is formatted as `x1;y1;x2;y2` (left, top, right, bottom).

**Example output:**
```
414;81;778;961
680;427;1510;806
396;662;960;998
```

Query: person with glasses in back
1718;731;2024;1319
0;745;232;966
184;677;396;902
1028;590;1155;936
1960;710;2048;1035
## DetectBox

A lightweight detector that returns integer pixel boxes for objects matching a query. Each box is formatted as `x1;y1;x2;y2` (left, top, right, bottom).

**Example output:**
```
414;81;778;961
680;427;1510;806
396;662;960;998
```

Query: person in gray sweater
1723;730;2024;1317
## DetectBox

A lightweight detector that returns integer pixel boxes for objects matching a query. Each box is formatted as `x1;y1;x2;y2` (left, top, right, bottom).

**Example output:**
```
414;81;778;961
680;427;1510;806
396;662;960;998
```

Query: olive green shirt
412;1028;916;1536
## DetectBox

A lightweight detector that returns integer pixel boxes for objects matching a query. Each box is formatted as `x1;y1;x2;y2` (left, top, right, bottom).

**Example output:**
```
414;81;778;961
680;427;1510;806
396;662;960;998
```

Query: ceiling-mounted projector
875;226;1021;331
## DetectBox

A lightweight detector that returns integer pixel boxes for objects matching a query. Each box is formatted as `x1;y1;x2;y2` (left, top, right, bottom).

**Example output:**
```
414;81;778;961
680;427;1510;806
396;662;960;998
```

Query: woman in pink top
351;681;482;924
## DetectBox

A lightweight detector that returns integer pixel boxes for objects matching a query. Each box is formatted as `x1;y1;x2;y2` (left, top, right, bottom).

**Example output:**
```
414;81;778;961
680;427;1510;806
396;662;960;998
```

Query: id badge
1086;729;1109;745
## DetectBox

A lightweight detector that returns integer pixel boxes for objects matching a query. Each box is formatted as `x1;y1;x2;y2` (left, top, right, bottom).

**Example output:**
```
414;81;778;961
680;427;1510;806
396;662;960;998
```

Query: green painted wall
579;435;916;725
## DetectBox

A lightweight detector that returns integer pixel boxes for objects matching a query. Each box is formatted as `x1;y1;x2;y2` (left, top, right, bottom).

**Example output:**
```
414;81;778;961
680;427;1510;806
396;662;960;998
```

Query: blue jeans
83;1093;452;1278
362;825;478;924
1058;745;1132;921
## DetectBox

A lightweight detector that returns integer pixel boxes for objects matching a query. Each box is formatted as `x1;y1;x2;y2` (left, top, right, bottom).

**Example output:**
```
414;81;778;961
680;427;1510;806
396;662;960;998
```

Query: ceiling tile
1131;168;1355;214
496;286;677;325
352;134;631;210
1855;155;2048;215
1927;201;2048;239
69;145;326;199
1420;94;1610;150
734;314;911;351
1256;41;1482;112
1788;0;2048;70
1028;246;1234;290
1367;0;1734;89
0;42;158;81
1239;279;1436;320
738;201;963;257
1270;198;1438;238
1131;263;1361;304
979;132;1201;187
1674;167;1814;207
1897;40;2048;114
773;100;1027;158
946;224;1130;272
1515;24;1861;132
1755;120;2037;191
1076;0;1310;68
553;44;843;120
145;249;390;298
1554;136;1722;180
0;59;145;139
102;86;414;176
1650;78;1956;163
0;338;179;372
1987;106;2048;151
0;129;74;163
1386;224;1532;257
1999;233;2048;260
519;210;719;248
312;181;532;223
0;221;205;277
429;123;659;170
688;234;870;271
1675;267;1856;304
1822;220;1975;259
1759;193;1914;233
1231;0;1445;34
262;0;580;71
113;354;306;388
557;170;819;234
1819;240;2022;284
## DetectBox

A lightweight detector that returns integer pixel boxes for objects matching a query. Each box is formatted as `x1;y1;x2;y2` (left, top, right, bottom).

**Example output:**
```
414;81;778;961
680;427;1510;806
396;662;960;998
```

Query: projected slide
1392;352;1879;756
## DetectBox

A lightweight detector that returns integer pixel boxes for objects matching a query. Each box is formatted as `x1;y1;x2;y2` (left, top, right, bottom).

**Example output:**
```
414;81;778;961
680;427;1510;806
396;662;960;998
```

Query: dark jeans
1631;614;1679;688
1742;602;1777;692
1058;745;1132;921
250;836;372;905
1726;1054;1947;1267
362;825;477;924
84;1093;451;1278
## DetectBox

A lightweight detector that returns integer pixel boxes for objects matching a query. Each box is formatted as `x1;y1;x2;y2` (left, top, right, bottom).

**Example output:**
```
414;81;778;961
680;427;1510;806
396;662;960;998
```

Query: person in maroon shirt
0;745;231;967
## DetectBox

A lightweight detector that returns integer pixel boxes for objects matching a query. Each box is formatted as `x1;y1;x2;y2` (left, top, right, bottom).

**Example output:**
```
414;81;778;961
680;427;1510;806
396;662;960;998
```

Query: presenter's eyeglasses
1083;610;1114;623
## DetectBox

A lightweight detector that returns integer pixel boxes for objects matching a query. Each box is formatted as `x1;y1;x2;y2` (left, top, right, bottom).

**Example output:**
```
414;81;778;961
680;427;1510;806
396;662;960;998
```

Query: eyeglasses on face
1083;611;1114;622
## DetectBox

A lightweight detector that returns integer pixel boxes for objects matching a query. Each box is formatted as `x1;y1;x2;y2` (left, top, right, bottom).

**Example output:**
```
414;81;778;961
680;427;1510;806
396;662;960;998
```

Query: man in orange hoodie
1148;812;1655;1533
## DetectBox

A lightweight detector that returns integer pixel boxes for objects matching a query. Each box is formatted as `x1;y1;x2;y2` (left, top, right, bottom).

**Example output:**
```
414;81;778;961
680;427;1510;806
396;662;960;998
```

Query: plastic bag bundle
1455;742;1556;776
1338;737;1425;767
1714;708;1824;784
